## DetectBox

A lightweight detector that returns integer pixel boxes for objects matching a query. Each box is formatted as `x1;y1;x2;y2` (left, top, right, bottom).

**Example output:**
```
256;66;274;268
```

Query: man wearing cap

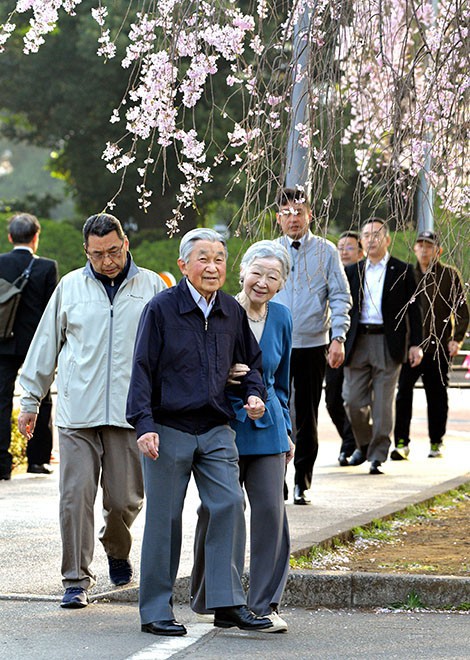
392;231;469;460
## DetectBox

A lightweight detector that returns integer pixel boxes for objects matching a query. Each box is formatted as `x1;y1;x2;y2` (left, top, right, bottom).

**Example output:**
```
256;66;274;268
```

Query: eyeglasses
86;241;125;263
337;246;358;252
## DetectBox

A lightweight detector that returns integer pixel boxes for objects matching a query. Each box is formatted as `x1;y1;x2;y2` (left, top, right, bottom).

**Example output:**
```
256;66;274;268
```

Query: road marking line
126;623;213;659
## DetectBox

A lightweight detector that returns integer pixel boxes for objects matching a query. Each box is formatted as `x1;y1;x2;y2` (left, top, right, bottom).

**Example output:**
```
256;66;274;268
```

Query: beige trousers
58;426;143;589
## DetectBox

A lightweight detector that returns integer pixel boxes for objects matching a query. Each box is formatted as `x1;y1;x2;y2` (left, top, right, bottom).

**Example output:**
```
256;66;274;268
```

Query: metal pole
285;6;312;195
416;0;438;233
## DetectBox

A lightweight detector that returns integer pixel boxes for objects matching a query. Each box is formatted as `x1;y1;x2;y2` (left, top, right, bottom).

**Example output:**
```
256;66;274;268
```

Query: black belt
359;324;384;334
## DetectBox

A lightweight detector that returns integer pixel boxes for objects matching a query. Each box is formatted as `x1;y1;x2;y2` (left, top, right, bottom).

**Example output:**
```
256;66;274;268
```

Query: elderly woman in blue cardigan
190;240;294;633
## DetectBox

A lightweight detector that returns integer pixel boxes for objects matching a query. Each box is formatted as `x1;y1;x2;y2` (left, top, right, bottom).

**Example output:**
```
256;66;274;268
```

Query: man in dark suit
0;213;58;480
342;218;423;475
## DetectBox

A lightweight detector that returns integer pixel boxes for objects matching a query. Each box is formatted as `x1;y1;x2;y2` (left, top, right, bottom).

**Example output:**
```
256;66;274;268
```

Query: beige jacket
19;260;166;428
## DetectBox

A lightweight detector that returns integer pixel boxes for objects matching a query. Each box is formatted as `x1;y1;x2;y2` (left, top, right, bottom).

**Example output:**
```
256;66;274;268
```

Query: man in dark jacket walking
127;228;273;636
392;230;469;459
343;219;423;475
0;213;58;480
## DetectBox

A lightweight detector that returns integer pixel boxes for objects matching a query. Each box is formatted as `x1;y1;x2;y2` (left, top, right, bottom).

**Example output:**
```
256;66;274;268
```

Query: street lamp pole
285;6;312;195
416;0;439;233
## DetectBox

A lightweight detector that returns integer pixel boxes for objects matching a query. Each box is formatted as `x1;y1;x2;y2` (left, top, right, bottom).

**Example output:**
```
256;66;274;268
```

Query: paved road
0;601;468;660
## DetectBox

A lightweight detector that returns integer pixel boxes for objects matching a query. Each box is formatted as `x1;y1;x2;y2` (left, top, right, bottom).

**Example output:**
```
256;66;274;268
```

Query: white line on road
126;623;213;659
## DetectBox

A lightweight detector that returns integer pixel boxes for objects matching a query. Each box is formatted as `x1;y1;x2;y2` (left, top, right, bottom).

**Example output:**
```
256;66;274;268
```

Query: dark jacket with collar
344;256;422;365
414;260;469;354
126;277;267;437
0;248;58;357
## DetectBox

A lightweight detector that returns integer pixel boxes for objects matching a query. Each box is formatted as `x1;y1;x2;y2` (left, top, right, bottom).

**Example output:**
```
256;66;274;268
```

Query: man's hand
328;339;345;369
227;363;250;385
244;395;265;420
448;340;461;358
137;432;160;460
408;346;424;368
286;436;295;464
17;412;38;440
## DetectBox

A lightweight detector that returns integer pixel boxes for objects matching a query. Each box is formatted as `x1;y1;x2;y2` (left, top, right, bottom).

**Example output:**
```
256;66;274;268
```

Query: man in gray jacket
273;188;351;505
18;213;166;609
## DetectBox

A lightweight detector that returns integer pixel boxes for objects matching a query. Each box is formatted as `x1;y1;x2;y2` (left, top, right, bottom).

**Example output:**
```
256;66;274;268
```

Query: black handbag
0;257;35;341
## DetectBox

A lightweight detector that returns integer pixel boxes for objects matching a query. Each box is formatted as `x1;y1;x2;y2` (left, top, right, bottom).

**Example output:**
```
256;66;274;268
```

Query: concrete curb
4;572;469;611
87;572;470;611
282;572;470;609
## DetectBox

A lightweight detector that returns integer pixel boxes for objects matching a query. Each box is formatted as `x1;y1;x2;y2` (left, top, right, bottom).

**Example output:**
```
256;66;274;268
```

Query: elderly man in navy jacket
127;228;273;637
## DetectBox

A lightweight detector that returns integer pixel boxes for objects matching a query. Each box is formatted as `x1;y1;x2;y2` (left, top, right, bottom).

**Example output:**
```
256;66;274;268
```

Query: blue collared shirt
186;277;216;319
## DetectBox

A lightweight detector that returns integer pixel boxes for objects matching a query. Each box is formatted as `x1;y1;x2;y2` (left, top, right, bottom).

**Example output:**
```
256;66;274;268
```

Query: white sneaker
428;443;443;458
390;443;410;460
259;611;288;633
195;612;214;623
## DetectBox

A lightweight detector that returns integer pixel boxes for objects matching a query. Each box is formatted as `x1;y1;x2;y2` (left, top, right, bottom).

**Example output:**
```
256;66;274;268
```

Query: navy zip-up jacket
126;277;267;437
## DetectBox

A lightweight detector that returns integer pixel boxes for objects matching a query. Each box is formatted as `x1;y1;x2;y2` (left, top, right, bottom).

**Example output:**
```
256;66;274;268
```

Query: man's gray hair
240;240;291;286
179;228;228;262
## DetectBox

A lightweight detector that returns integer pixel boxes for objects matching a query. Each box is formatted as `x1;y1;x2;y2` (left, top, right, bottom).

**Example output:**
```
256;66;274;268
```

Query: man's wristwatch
332;336;346;343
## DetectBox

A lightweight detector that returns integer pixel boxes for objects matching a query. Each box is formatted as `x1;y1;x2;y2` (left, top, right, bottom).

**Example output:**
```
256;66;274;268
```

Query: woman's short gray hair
179;228;228;263
240;240;291;286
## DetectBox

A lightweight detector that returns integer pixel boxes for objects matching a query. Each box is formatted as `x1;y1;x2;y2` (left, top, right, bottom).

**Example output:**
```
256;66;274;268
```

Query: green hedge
10;409;27;469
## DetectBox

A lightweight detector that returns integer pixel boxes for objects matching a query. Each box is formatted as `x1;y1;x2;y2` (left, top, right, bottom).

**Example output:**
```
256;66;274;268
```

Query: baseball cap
416;230;440;246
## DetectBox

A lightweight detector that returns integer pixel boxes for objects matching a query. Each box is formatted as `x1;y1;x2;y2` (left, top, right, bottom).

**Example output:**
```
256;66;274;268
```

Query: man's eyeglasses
86;241;125;263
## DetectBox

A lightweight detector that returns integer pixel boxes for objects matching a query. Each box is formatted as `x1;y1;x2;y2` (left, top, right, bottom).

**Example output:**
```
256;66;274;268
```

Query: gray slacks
191;452;290;617
139;424;246;625
342;334;401;463
58;426;143;589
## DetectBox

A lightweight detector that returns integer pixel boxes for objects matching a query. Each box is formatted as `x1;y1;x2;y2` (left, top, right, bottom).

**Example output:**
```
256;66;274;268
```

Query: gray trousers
191;453;290;617
58;426;143;589
139;424;246;625
342;334;401;463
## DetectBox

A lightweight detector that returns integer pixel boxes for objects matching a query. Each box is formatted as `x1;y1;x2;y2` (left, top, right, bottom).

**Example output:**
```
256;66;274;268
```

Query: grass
389;594;470;612
351;518;395;542
390;591;427;610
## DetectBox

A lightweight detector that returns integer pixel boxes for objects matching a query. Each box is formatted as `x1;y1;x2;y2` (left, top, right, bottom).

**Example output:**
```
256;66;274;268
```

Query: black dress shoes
349;447;368;466
27;463;54;474
338;452;349;466
0;472;11;480
293;485;311;505
214;605;273;631
141;620;187;636
369;460;384;475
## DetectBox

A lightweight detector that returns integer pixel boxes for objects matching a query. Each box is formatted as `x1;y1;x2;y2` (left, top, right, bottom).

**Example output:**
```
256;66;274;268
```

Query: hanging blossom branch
338;0;469;221
0;0;468;232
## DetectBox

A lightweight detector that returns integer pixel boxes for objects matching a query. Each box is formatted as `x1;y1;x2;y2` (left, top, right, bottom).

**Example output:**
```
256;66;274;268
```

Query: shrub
10;409;27;469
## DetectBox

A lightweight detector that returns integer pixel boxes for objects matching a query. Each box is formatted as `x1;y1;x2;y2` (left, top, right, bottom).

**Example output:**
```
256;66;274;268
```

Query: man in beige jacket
18;213;166;609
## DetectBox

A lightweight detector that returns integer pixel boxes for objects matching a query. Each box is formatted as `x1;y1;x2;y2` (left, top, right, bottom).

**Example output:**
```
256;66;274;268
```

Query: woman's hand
286;436;295;464
227;362;250;385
